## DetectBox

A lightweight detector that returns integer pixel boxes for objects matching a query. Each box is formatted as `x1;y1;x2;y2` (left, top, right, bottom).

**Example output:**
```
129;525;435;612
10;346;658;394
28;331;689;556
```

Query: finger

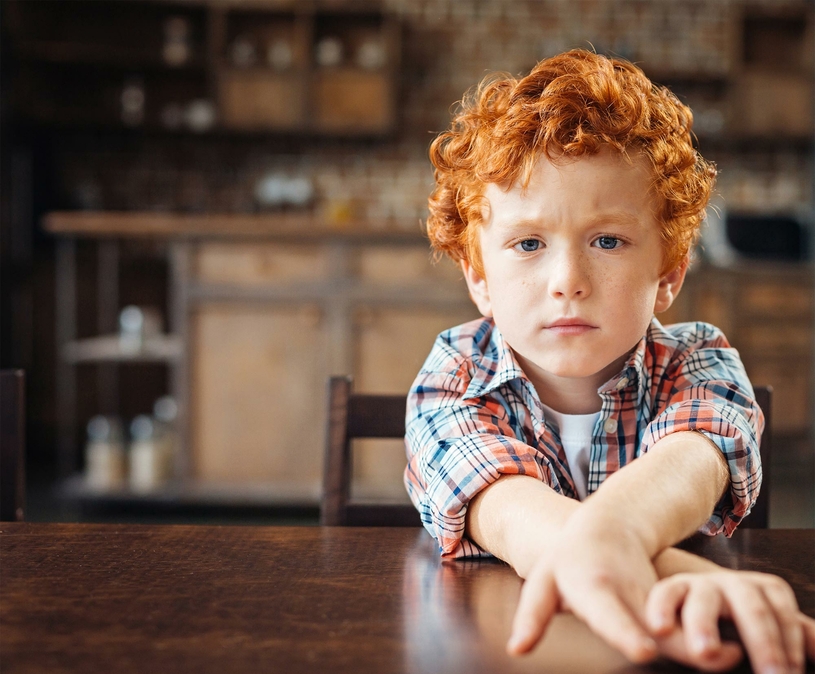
576;585;658;663
681;580;723;657
801;613;815;660
723;580;790;674
761;578;805;673
507;569;559;656
655;629;744;673
646;576;688;635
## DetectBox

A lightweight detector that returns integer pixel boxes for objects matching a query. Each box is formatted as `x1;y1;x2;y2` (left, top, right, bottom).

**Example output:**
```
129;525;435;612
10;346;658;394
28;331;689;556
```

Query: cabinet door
191;303;326;494
351;305;478;500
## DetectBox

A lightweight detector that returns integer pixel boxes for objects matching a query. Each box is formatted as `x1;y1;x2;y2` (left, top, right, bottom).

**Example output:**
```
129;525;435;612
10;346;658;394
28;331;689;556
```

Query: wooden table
1;524;813;673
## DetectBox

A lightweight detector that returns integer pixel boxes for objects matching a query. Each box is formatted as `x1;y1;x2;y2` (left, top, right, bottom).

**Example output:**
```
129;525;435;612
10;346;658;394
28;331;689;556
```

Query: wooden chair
320;377;772;529
321;376;421;526
0;370;26;521
742;385;771;529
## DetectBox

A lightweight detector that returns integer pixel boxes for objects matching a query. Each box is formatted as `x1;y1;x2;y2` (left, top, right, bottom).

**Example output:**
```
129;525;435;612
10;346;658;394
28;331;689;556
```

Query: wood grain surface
1;524;813;674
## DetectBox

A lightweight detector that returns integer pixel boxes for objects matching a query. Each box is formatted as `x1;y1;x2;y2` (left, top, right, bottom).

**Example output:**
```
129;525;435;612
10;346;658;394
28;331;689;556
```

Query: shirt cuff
641;398;763;537
413;433;553;558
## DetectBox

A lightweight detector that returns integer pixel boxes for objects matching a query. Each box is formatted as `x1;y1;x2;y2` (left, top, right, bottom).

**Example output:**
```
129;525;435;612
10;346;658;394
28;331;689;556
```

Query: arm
465;469;719;581
468;431;726;576
469;430;727;661
471;435;810;673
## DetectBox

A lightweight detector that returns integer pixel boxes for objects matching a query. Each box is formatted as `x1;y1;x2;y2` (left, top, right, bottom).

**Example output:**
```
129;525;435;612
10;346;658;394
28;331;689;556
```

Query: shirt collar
463;317;662;404
598;317;664;406
463;322;528;400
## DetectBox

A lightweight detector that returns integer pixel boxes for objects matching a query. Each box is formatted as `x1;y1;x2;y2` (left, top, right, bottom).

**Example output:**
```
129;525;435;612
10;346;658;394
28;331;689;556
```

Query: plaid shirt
404;317;763;558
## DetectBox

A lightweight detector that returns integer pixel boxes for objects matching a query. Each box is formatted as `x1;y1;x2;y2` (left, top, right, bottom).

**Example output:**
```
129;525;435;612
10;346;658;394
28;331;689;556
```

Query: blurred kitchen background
0;0;812;526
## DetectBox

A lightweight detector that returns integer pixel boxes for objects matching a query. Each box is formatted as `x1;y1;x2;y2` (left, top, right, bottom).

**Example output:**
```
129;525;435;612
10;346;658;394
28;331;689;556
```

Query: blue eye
595;236;621;250
516;239;541;252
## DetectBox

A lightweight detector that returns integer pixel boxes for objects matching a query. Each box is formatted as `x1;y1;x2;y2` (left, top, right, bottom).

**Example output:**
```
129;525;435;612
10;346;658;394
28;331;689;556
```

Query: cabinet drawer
314;70;392;133
195;243;330;285
218;71;306;131
356;246;463;285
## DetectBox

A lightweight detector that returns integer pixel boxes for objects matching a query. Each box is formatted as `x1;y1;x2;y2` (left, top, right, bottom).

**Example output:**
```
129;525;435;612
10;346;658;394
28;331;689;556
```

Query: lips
544;318;597;335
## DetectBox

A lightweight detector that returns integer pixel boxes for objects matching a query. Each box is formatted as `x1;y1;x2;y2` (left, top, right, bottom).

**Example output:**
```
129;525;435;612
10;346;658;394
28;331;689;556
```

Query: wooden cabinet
45;212;478;505
184;238;476;500
45;212;813;506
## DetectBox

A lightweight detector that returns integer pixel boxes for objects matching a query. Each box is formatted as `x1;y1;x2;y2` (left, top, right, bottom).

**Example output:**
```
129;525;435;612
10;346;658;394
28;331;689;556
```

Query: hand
646;570;815;674
506;517;660;663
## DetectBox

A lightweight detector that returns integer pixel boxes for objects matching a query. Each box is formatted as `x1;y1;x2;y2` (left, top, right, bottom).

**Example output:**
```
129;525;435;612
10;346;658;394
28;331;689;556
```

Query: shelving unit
6;0;401;136
62;334;183;364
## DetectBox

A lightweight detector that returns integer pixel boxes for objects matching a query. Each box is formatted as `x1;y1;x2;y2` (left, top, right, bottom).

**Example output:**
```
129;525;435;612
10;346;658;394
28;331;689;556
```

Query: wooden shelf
14;40;207;72
62;334;183;364
58;474;321;508
42;211;425;241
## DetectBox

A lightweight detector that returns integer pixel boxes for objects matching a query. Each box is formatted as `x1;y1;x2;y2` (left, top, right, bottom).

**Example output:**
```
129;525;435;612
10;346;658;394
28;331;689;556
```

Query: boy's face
462;149;686;398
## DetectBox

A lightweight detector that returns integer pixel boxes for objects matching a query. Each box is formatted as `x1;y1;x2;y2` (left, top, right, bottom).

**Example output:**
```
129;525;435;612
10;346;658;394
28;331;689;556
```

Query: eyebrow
498;212;645;232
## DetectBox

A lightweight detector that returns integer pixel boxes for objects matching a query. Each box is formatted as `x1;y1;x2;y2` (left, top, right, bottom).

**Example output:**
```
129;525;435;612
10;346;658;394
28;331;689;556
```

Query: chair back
0;370;26;521
741;385;771;529
320;378;772;529
321;376;420;526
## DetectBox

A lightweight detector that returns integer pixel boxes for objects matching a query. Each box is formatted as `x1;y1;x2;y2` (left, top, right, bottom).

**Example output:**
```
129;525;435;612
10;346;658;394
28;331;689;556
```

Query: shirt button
615;377;629;390
604;417;618;434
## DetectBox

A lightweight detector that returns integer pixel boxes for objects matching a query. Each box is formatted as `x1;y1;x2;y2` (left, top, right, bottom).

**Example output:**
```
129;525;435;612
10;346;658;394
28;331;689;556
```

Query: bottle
162;16;191;67
85;415;126;491
153;395;179;477
129;414;171;492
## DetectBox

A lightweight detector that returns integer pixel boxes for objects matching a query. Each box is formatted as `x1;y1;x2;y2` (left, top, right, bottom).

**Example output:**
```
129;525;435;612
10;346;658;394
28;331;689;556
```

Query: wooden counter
43;210;425;241
46;211;477;507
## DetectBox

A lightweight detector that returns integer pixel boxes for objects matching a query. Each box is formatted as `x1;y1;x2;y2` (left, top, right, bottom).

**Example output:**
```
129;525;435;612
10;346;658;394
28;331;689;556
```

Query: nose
547;248;591;300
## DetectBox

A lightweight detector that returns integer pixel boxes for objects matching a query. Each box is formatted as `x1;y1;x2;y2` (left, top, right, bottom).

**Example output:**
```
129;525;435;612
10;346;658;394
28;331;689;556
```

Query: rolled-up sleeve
641;344;764;536
404;368;553;558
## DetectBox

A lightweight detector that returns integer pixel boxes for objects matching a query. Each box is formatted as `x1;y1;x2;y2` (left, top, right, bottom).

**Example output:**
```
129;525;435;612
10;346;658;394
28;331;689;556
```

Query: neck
515;352;628;415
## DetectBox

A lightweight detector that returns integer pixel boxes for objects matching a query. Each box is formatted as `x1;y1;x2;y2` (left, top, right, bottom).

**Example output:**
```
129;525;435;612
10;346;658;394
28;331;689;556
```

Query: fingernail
760;666;785;674
641;637;657;655
507;632;526;653
693;635;715;654
656;615;672;630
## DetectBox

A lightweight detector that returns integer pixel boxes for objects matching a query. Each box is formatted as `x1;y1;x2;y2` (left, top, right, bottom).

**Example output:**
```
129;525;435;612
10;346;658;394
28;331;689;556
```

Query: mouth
544;318;597;335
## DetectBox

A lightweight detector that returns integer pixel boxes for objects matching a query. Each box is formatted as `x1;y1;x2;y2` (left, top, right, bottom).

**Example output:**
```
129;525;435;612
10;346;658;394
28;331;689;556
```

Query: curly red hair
427;49;716;277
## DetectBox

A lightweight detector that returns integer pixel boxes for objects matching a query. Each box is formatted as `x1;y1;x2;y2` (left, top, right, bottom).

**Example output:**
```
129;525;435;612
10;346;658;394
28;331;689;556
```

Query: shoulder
419;317;497;378
648;319;731;355
645;319;750;389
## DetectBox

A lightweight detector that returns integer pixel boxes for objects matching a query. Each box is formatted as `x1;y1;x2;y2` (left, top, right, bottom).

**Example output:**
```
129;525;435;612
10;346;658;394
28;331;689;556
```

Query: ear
461;260;493;318
654;257;689;314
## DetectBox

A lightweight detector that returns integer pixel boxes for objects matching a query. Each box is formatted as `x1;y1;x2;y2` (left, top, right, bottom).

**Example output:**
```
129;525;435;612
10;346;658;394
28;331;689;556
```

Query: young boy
405;49;815;673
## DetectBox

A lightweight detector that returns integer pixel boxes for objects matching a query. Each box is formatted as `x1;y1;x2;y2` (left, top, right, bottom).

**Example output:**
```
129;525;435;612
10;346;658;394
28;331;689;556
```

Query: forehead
481;150;660;230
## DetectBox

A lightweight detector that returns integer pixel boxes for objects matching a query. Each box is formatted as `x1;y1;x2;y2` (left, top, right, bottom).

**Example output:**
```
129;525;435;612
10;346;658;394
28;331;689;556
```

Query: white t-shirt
541;403;600;501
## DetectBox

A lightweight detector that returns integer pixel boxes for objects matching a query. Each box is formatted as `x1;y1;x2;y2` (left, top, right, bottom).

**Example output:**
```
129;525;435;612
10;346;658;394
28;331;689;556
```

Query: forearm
465;472;722;579
579;431;729;557
465;474;577;577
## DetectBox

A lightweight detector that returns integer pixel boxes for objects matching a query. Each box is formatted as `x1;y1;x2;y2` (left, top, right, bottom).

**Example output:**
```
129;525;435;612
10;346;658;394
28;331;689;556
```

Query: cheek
606;275;661;322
